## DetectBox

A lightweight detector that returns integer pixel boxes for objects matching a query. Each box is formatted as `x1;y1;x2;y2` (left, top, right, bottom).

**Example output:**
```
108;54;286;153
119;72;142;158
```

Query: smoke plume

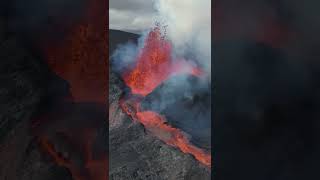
154;0;211;76
112;0;211;150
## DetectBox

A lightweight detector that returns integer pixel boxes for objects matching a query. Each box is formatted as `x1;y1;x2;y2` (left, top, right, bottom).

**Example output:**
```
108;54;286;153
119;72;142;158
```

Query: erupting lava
120;25;211;167
123;26;203;96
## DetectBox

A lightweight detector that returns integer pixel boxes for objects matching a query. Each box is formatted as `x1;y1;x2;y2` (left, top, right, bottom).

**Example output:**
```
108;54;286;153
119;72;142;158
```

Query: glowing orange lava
137;111;211;167
35;0;108;179
120;26;211;167
123;26;202;96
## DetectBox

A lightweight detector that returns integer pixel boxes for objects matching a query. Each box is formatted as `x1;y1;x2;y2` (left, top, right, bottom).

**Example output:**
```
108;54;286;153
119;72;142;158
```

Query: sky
109;0;156;33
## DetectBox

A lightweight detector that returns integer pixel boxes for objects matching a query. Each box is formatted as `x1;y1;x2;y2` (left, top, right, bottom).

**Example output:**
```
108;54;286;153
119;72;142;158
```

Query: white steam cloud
153;0;211;76
111;0;212;149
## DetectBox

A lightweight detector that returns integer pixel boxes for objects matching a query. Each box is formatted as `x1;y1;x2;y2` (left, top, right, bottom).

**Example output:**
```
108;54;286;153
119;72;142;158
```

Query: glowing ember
120;26;211;167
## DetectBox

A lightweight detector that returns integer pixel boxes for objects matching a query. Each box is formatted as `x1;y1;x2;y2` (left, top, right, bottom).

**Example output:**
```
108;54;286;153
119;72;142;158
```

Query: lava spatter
120;25;211;167
123;26;202;97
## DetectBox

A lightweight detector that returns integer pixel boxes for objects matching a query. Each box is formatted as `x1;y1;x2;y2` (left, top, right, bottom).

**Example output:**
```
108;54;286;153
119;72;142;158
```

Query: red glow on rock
39;130;108;180
123;26;202;96
120;98;211;167
32;0;108;179
40;0;108;103
120;26;211;167
137;111;211;167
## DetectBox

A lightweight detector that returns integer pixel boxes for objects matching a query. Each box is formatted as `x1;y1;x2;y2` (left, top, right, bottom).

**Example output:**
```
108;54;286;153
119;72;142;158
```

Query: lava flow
137;111;211;167
123;26;203;96
120;25;211;167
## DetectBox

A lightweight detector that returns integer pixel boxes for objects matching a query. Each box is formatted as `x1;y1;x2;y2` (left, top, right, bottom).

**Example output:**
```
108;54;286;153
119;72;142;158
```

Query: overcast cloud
109;0;156;33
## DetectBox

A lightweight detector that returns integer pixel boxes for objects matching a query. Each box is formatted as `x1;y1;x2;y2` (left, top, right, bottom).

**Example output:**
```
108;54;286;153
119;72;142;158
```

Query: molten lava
123;26;202;96
120;26;211;167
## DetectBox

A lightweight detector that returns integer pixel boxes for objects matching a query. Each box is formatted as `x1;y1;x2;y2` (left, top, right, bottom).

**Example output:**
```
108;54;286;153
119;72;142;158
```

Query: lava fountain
119;25;211;167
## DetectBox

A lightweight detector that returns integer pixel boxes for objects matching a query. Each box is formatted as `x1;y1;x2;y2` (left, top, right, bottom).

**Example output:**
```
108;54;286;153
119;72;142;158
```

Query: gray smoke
112;0;211;150
154;0;211;76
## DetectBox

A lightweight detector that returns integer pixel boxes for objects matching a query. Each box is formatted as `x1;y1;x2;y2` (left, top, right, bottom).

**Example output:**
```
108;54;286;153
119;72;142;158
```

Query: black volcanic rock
0;34;73;179
0;36;71;141
0;120;72;180
0;5;109;179
109;118;210;180
141;75;211;150
109;30;211;180
0;38;46;141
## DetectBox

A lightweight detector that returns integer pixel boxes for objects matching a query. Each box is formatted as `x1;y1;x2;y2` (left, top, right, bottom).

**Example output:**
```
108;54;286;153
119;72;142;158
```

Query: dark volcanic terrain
109;29;211;180
0;17;74;179
0;2;108;179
